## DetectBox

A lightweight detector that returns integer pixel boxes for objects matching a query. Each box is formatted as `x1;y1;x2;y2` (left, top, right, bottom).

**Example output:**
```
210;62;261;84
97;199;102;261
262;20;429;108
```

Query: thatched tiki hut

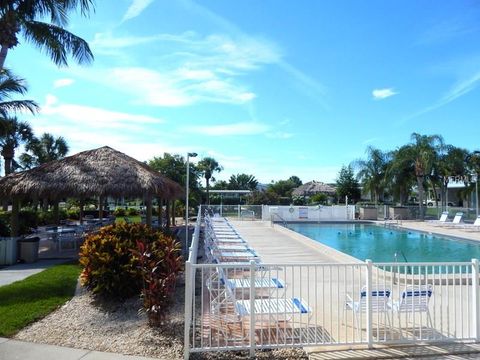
0;146;183;235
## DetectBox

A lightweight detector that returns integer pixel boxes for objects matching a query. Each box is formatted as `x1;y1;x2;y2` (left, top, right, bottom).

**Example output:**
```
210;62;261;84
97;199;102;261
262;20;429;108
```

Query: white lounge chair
427;211;448;226
441;212;464;227
459;215;480;231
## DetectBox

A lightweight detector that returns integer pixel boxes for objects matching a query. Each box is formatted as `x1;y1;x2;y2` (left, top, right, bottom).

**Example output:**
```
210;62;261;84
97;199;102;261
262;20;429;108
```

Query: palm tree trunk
171;200;175;226
0;45;9;71
206;178;210;205
165;200;170;228
417;176;425;220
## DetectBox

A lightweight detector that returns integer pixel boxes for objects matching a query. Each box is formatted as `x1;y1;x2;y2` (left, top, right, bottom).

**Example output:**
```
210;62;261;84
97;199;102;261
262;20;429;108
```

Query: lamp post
476;172;479;218
186;152;197;250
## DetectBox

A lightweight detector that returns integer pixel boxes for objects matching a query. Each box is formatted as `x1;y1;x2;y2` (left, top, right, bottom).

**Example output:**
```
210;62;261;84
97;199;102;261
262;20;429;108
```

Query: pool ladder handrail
394;249;412;276
384;214;402;228
270;212;289;229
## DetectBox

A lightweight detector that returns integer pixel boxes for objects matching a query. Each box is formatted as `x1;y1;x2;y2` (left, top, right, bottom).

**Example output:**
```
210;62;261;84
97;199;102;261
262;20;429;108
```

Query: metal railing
270;212;289;229
184;209;480;358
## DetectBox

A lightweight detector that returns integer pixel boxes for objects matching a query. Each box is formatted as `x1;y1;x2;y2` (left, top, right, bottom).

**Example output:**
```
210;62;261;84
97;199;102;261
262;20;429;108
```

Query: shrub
113;208;126;217
67;208;80;220
79;223;180;300
132;235;182;325
127;207;139;216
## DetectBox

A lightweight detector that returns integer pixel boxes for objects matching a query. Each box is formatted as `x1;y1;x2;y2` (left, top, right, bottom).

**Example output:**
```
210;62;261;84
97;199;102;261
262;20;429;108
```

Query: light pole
476;172;479;217
186;152;197;250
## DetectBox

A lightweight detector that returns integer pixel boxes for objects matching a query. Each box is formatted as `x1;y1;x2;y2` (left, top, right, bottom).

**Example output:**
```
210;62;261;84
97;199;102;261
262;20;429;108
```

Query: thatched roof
0;146;183;200
292;181;336;197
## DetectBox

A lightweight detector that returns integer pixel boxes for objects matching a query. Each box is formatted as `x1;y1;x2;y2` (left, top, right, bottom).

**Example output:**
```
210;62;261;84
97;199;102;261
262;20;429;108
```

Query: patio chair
344;286;392;335
391;285;433;327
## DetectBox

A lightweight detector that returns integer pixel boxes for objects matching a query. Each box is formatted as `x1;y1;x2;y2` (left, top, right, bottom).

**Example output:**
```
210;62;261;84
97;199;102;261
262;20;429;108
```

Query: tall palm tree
19;132;69;169
406;133;444;219
198;157;223;205
354;146;388;205
0;117;33;175
0;0;95;69
385;147;415;205
0;69;38;117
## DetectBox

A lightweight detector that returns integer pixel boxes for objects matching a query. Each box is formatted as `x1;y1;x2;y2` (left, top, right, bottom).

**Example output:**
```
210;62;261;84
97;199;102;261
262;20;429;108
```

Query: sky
6;0;480;184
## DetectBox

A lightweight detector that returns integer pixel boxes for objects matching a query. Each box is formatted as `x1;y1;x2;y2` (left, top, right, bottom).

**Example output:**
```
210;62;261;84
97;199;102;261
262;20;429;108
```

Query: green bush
67;209;80;220
79;223;181;300
126;207;139;216
113;208;126;217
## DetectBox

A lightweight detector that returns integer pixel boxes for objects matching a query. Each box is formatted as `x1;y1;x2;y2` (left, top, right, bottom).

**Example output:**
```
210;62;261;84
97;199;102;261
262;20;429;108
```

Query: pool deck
395;220;480;243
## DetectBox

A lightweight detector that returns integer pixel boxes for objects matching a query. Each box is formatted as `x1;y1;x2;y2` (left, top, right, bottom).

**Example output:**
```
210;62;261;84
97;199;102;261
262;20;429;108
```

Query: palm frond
22;20;94;67
0;100;39;116
16;0;68;25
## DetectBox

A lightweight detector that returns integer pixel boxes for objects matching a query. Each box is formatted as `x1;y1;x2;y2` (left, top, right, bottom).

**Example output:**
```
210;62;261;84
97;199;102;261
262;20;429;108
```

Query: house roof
292;181;336;196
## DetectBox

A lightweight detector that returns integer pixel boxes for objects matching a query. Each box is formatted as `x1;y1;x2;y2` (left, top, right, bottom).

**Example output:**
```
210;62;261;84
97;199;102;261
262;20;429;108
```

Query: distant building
292;181;336;198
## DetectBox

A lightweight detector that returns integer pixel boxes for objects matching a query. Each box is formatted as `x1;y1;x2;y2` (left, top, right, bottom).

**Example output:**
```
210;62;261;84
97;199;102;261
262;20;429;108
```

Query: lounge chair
458;215;480;231
427;211;448;226
441;212;464;227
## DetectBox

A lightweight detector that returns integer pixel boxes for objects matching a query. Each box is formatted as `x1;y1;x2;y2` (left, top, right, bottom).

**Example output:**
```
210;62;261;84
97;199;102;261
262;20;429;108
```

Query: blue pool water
287;223;480;263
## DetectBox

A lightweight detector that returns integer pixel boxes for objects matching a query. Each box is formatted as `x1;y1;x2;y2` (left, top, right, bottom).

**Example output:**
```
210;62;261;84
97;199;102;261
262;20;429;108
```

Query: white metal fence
184;209;480;359
264;205;355;222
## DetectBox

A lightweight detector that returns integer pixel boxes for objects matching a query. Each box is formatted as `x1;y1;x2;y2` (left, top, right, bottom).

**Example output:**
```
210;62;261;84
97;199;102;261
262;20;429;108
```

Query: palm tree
228;173;258;191
0;117;33;175
0;69;38;117
354;146;388;205
19;132;69;169
198;157;223;205
385;147;415;205
405;133;444;219
0;0;95;69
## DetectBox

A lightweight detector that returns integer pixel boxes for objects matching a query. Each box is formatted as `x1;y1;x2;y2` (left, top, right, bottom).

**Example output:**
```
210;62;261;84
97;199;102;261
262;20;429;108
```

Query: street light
186;152;197;251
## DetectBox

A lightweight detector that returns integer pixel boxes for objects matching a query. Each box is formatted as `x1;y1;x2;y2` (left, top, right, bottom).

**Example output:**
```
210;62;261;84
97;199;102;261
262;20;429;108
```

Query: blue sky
7;0;480;184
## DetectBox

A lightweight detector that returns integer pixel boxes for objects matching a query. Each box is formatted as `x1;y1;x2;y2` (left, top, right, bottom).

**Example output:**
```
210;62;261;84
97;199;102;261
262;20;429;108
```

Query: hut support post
157;198;163;227
146;196;152;227
171;200;175;226
79;200;84;225
11;198;19;237
53;202;59;225
99;196;104;222
165;200;170;228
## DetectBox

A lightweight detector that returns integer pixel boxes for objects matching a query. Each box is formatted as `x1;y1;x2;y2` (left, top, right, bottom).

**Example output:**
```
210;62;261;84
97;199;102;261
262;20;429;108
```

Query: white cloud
40;95;164;131
405;70;480;120
372;88;398;100
122;0;155;22
186;122;269;136
53;78;74;88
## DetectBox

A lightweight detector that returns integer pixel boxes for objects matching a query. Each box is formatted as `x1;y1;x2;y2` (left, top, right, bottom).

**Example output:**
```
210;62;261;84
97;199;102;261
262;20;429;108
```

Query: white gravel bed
14;282;185;359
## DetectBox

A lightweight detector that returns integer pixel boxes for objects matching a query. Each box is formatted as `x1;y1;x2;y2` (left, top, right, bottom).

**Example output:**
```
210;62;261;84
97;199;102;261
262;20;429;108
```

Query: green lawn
115;215;142;224
0;262;81;337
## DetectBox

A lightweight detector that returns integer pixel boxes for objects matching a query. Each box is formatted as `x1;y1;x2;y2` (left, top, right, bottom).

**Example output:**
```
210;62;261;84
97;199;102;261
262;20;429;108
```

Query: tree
405;133;444;219
0;0;95;69
354;146;389;205
246;190;280;205
336;165;361;203
19;132;69;168
0;117;33;175
288;175;302;188
228;173;258;191
198;157;222;205
0;69;38;117
385;147;415;205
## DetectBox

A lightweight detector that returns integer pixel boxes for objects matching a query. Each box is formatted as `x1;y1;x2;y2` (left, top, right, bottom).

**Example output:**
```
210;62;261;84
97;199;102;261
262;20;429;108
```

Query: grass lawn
115;215;142;224
0;262;81;337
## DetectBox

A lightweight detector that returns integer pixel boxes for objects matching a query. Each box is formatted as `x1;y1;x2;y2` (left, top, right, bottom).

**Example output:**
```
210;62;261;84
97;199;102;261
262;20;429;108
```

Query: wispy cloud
41;95;164;130
53;78;74;88
362;137;380;145
372;88;397;100
177;0;328;105
417;16;479;45
406;70;480;120
122;0;155;22
185;122;269;136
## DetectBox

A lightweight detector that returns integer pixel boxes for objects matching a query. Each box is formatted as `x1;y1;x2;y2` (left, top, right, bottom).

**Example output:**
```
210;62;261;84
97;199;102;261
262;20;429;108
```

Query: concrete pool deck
395;221;480;243
220;219;476;351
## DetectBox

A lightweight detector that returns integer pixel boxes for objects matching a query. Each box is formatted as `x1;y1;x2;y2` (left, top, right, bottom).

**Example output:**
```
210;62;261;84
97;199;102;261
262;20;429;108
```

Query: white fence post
249;260;256;357
365;259;373;348
184;261;192;360
473;259;480;341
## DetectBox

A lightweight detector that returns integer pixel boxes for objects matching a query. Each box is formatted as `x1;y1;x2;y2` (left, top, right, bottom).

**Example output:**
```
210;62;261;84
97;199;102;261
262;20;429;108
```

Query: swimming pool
287;223;480;263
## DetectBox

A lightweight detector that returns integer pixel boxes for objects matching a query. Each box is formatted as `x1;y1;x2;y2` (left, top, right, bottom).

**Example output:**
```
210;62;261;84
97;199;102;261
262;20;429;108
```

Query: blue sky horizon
7;0;480;184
